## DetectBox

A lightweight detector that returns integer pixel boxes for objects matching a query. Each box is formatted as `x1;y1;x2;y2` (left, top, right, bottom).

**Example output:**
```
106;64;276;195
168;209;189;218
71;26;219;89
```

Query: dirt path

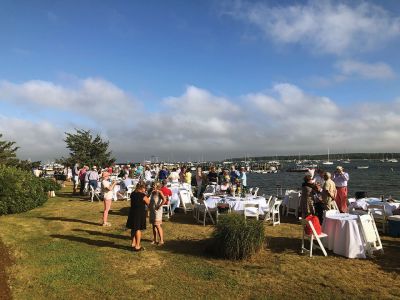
0;238;12;300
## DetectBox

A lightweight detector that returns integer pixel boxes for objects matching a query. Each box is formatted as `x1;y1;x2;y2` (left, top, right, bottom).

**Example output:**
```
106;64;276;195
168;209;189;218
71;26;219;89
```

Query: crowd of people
67;162;250;251
301;165;349;223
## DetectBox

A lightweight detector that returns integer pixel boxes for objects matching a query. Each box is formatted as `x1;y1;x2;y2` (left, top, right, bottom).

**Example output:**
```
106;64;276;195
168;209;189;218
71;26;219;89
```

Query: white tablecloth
348;198;400;216
322;213;366;259
205;196;268;215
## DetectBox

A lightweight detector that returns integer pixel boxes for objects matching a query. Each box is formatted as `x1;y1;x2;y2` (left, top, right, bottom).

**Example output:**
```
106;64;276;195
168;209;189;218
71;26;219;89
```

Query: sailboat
322;149;334;165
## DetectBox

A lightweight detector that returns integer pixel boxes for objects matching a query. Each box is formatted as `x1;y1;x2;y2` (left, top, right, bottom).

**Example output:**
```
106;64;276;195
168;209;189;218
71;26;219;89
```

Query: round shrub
211;214;265;260
0;165;48;215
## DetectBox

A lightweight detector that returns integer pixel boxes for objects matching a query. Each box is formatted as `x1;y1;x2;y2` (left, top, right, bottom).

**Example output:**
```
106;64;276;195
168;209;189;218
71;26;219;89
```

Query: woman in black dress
126;181;150;251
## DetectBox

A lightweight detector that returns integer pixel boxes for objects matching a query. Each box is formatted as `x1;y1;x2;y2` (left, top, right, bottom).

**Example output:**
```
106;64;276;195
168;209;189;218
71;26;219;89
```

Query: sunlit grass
0;183;399;299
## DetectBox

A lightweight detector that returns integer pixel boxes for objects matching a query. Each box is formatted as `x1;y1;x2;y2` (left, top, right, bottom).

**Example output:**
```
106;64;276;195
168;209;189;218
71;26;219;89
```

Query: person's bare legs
156;224;164;245
134;230;142;250
152;225;157;244
131;233;136;248
103;199;112;224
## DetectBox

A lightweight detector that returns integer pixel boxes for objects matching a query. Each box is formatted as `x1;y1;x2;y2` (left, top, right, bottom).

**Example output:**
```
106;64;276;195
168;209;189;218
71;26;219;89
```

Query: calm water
247;160;400;199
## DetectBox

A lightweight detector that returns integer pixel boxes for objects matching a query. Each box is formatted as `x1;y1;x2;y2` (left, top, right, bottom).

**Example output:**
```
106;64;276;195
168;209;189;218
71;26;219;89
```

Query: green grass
1;183;400;299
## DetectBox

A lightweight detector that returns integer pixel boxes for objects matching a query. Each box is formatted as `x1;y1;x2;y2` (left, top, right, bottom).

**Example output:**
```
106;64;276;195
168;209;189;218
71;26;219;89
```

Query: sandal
134;247;145;252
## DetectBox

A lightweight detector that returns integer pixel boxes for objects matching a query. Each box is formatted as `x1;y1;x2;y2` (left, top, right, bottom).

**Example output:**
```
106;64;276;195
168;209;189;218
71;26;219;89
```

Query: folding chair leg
301;232;305;254
316;237;328;256
310;236;314;257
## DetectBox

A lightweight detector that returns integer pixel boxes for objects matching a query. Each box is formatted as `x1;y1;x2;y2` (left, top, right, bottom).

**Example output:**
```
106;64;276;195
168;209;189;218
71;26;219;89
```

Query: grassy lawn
1;183;400;299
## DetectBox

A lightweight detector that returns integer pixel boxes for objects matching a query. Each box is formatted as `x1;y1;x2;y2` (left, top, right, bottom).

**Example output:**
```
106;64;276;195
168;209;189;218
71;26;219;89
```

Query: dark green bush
40;178;62;192
211;214;265;260
0;165;48;215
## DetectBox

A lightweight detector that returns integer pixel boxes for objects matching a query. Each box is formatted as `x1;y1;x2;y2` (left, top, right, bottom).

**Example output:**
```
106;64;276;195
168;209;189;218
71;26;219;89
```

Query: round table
322;213;366;259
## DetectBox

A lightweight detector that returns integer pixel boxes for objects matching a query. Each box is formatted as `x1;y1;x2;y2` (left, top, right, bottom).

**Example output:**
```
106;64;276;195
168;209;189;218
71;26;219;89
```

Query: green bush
40;178;62;192
211;214;265;260
0;165;48;215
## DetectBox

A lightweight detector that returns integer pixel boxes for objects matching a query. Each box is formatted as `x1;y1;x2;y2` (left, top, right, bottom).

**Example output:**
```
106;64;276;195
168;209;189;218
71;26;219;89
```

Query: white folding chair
358;212;384;257
331;200;340;211
179;189;193;214
252;187;259;196
367;205;387;233
244;203;260;221
262;195;273;222
300;217;328;257
286;192;300;218
271;199;282;226
248;187;254;195
161;196;171;220
203;185;216;199
89;185;102;202
197;203;217;226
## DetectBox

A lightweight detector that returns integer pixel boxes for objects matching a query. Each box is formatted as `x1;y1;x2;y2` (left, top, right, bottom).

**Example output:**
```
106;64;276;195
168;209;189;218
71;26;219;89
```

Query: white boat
356;166;369;169
322;149;333;165
387;158;398;163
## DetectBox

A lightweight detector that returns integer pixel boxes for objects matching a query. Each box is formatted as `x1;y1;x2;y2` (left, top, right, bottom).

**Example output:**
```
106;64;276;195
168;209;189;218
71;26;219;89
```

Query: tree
61;129;115;167
0;133;20;166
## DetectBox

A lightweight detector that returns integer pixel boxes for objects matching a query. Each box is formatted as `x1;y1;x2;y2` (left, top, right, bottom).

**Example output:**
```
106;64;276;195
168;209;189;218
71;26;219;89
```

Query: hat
336;166;343;171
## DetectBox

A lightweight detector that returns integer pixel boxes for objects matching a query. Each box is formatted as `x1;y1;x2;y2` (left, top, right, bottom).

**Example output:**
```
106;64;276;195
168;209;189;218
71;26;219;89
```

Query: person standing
72;163;80;194
322;172;337;210
333;166;349;213
239;167;247;191
126;182;150;251
149;183;167;245
300;174;317;218
87;166;100;191
79;166;88;195
229;165;239;184
195;166;203;198
101;172;117;226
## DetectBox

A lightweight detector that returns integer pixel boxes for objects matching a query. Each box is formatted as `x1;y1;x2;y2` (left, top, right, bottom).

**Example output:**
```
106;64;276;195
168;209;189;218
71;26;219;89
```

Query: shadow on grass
168;213;201;225
108;206;130;216
161;238;214;258
37;216;100;226
73;229;127;240
50;234;132;251
374;238;400;274
266;236;302;254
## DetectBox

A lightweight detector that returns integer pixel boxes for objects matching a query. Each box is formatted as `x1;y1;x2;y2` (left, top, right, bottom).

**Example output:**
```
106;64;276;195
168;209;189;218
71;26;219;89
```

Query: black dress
126;191;147;231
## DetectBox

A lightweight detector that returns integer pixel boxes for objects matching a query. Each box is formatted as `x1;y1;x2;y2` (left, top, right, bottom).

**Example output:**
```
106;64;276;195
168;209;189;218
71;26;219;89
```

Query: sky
1;0;400;162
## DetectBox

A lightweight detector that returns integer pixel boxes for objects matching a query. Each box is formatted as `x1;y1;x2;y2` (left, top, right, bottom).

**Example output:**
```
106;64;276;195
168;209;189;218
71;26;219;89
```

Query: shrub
211;214;265;260
40;178;62;192
0;165;48;215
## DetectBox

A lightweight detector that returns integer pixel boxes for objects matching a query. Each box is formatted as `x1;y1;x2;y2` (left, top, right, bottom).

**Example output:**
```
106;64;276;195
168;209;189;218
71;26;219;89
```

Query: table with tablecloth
348;198;400;216
205;196;268;215
322;213;366;259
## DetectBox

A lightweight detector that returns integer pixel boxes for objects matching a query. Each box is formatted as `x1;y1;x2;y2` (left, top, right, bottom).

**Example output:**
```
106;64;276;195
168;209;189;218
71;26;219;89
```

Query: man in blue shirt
230;165;239;184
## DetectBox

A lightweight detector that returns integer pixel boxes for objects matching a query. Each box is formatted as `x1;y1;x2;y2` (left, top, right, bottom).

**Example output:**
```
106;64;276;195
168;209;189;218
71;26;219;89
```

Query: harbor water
247;160;400;199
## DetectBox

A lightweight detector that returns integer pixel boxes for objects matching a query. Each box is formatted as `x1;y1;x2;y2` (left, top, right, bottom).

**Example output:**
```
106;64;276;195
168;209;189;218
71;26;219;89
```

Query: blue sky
1;0;400;161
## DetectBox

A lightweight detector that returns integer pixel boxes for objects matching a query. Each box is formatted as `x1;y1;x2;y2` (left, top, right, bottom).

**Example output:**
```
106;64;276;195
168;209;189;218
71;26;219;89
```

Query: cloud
0;78;140;127
0;116;67;161
1;78;400;161
228;1;400;55
335;59;396;79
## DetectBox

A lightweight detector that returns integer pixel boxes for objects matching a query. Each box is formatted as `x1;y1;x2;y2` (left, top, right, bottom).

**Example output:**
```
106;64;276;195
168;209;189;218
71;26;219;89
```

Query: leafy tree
61;129;115;167
0;133;20;166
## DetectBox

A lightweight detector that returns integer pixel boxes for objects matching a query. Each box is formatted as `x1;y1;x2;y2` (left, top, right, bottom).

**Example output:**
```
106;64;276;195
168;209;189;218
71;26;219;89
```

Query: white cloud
0;116;67;161
0;78;139;127
229;1;400;55
1;78;400;161
335;59;396;79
